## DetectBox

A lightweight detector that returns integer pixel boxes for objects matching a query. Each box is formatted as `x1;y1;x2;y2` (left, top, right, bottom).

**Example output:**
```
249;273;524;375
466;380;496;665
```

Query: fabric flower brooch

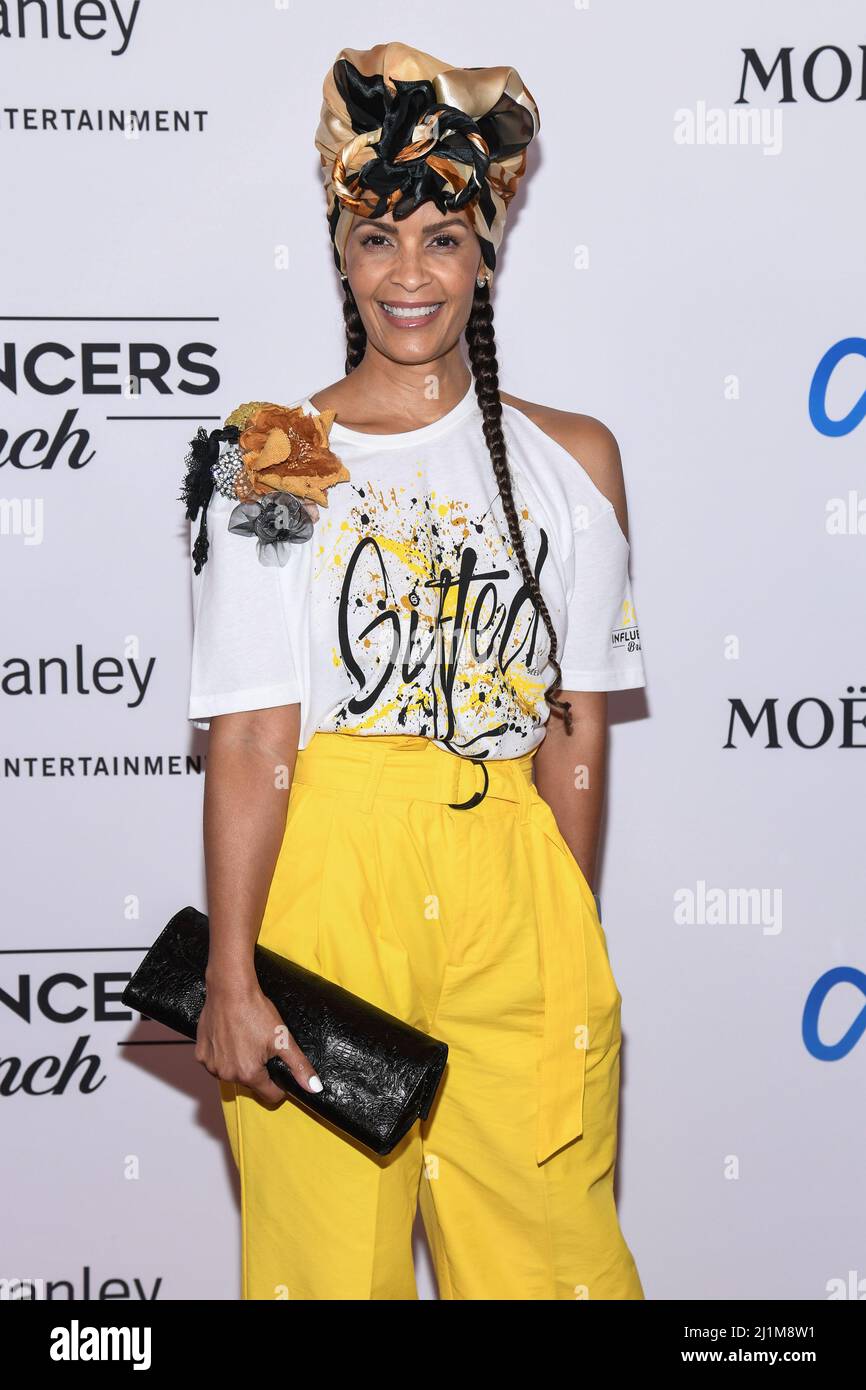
179;401;351;572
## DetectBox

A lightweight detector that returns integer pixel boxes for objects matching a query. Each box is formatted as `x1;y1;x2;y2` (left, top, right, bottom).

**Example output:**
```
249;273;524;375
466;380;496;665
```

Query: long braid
464;282;573;733
340;277;573;735
342;279;367;373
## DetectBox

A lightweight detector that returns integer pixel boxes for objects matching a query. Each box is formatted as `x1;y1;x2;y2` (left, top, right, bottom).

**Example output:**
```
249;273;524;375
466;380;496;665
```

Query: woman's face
343;203;485;366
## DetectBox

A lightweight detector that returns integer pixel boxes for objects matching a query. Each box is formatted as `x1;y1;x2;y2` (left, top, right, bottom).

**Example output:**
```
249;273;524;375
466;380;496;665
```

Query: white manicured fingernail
308;1075;323;1093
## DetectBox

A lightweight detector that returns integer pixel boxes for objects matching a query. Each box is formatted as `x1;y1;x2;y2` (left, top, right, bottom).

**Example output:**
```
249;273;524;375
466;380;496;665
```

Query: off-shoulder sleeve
187;489;302;730
558;504;646;691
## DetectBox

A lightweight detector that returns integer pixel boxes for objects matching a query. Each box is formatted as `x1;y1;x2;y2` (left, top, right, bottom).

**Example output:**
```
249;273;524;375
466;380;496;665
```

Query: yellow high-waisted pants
219;731;644;1301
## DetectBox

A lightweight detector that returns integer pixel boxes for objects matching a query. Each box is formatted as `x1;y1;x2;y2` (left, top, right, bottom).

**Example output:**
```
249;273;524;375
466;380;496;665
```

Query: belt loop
452;753;467;805
358;739;390;813
431;742;464;806
440;746;464;805
515;758;533;827
450;750;464;806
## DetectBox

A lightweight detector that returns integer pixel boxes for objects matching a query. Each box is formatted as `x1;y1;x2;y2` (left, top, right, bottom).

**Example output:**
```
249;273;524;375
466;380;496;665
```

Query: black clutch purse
121;905;449;1156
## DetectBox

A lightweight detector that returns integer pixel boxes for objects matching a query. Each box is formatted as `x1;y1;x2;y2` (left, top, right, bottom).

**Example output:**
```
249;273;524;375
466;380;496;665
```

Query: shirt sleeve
187;490;302;730
557;504;646;691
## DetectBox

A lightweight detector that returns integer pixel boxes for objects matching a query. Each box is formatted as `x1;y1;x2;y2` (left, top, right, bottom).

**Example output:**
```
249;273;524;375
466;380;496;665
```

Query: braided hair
341;278;574;735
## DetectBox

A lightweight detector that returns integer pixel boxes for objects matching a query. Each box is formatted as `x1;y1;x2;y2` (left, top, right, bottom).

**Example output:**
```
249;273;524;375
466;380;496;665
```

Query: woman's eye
357;232;461;249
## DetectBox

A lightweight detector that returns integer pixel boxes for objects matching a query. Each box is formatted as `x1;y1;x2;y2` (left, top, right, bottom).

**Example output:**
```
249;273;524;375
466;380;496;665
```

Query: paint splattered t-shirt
187;382;646;759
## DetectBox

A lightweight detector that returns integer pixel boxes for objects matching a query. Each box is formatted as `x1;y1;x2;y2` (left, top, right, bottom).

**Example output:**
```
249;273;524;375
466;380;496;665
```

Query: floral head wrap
314;41;540;286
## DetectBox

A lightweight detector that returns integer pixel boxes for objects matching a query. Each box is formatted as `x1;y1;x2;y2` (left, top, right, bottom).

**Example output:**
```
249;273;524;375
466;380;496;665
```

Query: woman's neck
310;348;472;434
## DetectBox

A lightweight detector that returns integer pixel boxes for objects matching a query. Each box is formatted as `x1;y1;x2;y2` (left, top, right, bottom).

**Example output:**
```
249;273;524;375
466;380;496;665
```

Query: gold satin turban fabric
314;41;540;286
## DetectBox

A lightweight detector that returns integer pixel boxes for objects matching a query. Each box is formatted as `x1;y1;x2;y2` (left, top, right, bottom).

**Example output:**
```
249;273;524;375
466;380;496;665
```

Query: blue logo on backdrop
809;338;866;436
802;966;866;1059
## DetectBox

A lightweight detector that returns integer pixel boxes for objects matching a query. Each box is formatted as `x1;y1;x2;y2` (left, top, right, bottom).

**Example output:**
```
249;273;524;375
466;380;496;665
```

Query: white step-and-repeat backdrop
2;1;864;1301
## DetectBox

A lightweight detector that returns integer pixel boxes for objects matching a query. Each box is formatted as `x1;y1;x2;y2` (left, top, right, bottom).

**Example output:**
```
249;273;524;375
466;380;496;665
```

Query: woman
184;41;647;1301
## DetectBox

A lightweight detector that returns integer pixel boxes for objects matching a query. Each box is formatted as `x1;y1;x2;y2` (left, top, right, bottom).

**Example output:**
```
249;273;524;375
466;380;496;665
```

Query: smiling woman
186;39;648;1303
340;208;485;370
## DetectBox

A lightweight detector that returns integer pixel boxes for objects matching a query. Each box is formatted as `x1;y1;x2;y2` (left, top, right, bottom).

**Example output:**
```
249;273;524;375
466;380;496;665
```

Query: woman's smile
376;299;445;328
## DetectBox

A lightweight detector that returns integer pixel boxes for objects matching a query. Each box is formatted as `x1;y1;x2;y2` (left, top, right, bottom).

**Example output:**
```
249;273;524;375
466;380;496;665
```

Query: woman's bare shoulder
499;390;628;535
303;377;349;412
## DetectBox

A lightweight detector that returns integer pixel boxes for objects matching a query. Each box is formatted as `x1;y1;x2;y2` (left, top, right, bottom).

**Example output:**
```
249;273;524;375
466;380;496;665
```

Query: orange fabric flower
224;401;350;507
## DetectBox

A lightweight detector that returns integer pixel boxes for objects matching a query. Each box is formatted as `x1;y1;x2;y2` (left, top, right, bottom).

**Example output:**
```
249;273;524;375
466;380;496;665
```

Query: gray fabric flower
228;491;315;566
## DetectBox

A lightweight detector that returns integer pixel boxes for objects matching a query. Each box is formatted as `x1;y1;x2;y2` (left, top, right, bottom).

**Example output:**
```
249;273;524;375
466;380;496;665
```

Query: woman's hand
195;974;322;1106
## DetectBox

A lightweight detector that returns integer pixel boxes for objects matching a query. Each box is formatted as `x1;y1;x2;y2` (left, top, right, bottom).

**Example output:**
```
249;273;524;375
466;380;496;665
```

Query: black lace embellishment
178;424;240;574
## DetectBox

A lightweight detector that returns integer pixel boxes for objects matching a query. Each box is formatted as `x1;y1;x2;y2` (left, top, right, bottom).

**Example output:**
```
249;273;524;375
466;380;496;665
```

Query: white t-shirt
187;382;646;760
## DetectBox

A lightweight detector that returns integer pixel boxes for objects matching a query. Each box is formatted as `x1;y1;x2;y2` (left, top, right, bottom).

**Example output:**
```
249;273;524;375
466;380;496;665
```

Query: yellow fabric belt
291;731;592;1165
293;730;534;810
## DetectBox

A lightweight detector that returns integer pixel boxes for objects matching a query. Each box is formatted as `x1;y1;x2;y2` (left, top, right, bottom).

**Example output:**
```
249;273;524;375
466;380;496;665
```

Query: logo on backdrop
0;2;142;56
0;642;211;769
0;331;220;480
2;643;153;707
1;1266;163;1303
802;968;866;1060
724;688;866;748
809;338;866;438
737;46;866;103
1;958;160;1097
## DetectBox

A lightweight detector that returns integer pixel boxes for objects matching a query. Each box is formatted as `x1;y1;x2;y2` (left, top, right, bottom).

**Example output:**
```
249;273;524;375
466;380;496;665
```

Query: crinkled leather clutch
122;905;449;1156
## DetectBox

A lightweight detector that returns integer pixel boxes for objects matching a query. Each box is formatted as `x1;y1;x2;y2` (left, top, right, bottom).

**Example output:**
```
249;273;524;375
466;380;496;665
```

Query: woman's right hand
195;974;322;1106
